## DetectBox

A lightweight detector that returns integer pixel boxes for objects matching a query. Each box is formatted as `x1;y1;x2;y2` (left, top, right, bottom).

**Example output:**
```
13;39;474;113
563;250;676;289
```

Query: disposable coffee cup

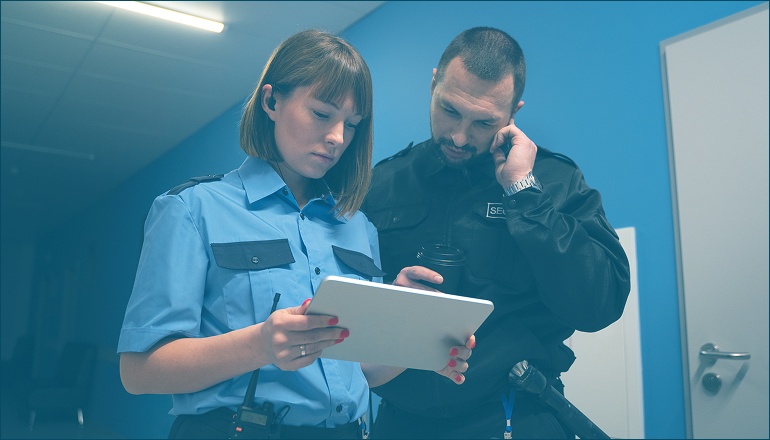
416;244;466;295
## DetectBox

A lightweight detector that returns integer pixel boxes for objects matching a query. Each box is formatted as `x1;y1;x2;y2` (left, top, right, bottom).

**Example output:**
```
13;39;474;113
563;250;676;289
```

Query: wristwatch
504;172;542;196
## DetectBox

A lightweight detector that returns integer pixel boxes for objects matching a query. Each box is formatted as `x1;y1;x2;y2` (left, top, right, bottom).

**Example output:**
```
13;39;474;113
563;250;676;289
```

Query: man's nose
451;123;472;148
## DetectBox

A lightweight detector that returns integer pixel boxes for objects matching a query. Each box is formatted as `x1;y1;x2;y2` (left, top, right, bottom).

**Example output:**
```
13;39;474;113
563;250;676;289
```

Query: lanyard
500;390;515;439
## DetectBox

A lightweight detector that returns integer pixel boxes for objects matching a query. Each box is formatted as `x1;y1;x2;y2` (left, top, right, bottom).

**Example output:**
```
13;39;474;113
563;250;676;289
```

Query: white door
561;227;644;439
661;4;769;438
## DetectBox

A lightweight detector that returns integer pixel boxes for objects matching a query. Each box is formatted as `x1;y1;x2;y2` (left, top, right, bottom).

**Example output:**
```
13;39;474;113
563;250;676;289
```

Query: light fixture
96;2;224;33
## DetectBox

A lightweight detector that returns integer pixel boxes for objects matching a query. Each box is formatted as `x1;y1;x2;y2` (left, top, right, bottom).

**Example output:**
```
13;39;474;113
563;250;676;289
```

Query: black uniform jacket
361;139;631;419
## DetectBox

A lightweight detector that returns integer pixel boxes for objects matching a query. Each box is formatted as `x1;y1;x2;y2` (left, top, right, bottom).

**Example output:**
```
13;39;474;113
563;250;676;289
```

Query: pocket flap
211;239;295;270
332;246;387;277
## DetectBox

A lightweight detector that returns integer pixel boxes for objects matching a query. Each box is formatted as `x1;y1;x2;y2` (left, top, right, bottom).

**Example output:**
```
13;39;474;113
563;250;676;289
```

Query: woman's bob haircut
240;29;373;219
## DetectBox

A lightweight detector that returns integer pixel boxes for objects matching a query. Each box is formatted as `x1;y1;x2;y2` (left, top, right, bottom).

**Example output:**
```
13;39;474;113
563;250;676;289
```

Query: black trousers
168;407;362;439
370;395;573;439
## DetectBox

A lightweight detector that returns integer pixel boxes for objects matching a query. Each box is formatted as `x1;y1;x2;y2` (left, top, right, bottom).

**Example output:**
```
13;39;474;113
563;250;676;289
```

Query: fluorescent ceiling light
96;2;224;33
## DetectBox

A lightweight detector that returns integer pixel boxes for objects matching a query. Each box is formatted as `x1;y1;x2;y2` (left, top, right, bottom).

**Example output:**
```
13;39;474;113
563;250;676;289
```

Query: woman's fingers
295;336;345;359
435;341;474;384
274;336;346;371
272;325;348;365
279;348;323;371
449;344;472;361
264;298;351;370
279;300;340;331
436;359;469;384
291;328;349;350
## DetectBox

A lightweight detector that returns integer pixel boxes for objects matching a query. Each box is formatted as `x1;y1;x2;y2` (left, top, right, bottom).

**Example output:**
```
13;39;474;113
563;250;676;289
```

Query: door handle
699;343;751;365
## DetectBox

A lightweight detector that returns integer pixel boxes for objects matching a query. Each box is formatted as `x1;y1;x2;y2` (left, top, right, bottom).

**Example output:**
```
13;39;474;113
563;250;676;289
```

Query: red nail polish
470;340;476;349
455;375;463;382
340;329;350;338
447;359;457;368
328;317;339;326
303;298;312;306
335;339;344;344
450;348;459;356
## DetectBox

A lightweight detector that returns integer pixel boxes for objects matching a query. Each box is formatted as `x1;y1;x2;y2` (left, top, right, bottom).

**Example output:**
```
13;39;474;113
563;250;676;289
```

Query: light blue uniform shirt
118;157;383;427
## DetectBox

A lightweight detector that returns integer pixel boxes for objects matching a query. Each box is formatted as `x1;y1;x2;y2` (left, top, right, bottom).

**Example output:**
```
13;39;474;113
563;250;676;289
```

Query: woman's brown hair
240;29;373;219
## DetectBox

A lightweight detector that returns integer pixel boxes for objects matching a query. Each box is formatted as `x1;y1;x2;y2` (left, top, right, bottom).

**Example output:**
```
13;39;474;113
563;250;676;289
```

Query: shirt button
252;257;259;264
392;216;400;224
507;199;517;209
300;213;305;220
315;267;321;275
282;189;288;196
336;405;343;413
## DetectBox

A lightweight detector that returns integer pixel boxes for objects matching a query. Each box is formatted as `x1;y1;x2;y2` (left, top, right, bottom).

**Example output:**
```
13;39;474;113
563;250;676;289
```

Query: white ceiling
0;0;384;241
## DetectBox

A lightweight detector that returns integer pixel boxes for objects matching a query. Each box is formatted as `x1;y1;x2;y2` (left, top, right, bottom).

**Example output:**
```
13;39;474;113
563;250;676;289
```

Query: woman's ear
261;84;276;120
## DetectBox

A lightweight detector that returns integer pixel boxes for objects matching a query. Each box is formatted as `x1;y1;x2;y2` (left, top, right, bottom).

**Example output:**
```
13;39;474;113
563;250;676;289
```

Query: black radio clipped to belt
229;400;280;439
229;294;282;439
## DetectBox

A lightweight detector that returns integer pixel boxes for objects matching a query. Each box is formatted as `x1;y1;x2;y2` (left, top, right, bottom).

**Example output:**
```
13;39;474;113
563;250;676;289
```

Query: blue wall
29;1;763;438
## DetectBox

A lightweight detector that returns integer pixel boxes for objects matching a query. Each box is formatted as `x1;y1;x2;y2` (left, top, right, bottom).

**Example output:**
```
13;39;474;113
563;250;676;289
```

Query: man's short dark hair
435;27;526;112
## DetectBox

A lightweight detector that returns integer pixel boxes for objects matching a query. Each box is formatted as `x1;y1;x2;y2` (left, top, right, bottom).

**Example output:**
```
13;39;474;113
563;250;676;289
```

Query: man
361;27;631;439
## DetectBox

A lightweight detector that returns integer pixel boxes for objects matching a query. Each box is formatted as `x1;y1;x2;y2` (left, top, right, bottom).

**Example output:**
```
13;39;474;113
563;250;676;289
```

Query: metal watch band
504;172;541;196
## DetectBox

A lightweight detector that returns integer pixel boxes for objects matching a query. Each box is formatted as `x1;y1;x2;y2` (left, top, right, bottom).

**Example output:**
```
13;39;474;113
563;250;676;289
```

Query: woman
118;30;472;439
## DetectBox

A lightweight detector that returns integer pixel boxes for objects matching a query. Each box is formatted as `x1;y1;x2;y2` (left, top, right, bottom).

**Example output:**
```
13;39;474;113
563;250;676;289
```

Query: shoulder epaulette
167;174;224;196
374;142;414;168
536;146;578;168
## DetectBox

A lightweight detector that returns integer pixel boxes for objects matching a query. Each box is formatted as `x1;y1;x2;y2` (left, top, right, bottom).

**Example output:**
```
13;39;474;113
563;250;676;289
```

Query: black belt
168;407;362;439
276;422;362;440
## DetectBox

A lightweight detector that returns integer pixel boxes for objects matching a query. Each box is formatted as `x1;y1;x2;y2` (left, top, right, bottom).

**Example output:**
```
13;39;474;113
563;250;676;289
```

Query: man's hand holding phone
489;101;537;189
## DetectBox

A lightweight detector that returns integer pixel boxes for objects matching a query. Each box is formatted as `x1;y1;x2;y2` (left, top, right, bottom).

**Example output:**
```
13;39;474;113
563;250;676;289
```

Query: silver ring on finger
299;345;306;357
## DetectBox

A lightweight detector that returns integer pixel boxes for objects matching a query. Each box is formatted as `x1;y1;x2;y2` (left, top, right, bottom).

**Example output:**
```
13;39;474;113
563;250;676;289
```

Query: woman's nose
326;121;345;146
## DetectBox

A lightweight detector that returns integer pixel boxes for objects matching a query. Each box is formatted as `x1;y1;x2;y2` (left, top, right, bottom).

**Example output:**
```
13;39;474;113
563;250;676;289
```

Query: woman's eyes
313;110;358;130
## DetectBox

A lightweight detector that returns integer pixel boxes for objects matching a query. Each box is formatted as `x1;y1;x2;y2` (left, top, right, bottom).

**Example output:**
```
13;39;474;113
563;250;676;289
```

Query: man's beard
429;109;487;169
432;137;482;169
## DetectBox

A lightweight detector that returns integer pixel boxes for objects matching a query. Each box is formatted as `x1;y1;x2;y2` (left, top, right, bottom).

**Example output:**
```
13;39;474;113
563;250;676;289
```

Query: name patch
486;203;506;219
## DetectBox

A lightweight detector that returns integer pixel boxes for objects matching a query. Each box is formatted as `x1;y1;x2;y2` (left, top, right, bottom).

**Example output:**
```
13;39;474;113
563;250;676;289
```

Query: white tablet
306;275;494;371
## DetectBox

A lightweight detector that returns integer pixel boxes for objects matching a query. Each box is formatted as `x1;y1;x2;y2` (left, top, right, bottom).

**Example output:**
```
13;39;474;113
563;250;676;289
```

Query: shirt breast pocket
211;239;295;329
369;205;431;282
332;245;386;282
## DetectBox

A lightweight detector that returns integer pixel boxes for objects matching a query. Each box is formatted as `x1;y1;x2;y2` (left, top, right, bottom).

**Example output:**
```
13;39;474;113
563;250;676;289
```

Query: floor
0;390;123;439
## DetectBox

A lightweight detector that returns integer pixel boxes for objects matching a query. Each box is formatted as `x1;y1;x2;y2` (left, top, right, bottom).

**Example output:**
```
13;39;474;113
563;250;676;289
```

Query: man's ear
261;84;276;120
431;68;438;95
511;100;525;117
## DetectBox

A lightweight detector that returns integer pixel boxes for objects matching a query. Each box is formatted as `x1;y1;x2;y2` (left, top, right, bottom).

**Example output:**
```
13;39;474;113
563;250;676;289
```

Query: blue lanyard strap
500;390;515;435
